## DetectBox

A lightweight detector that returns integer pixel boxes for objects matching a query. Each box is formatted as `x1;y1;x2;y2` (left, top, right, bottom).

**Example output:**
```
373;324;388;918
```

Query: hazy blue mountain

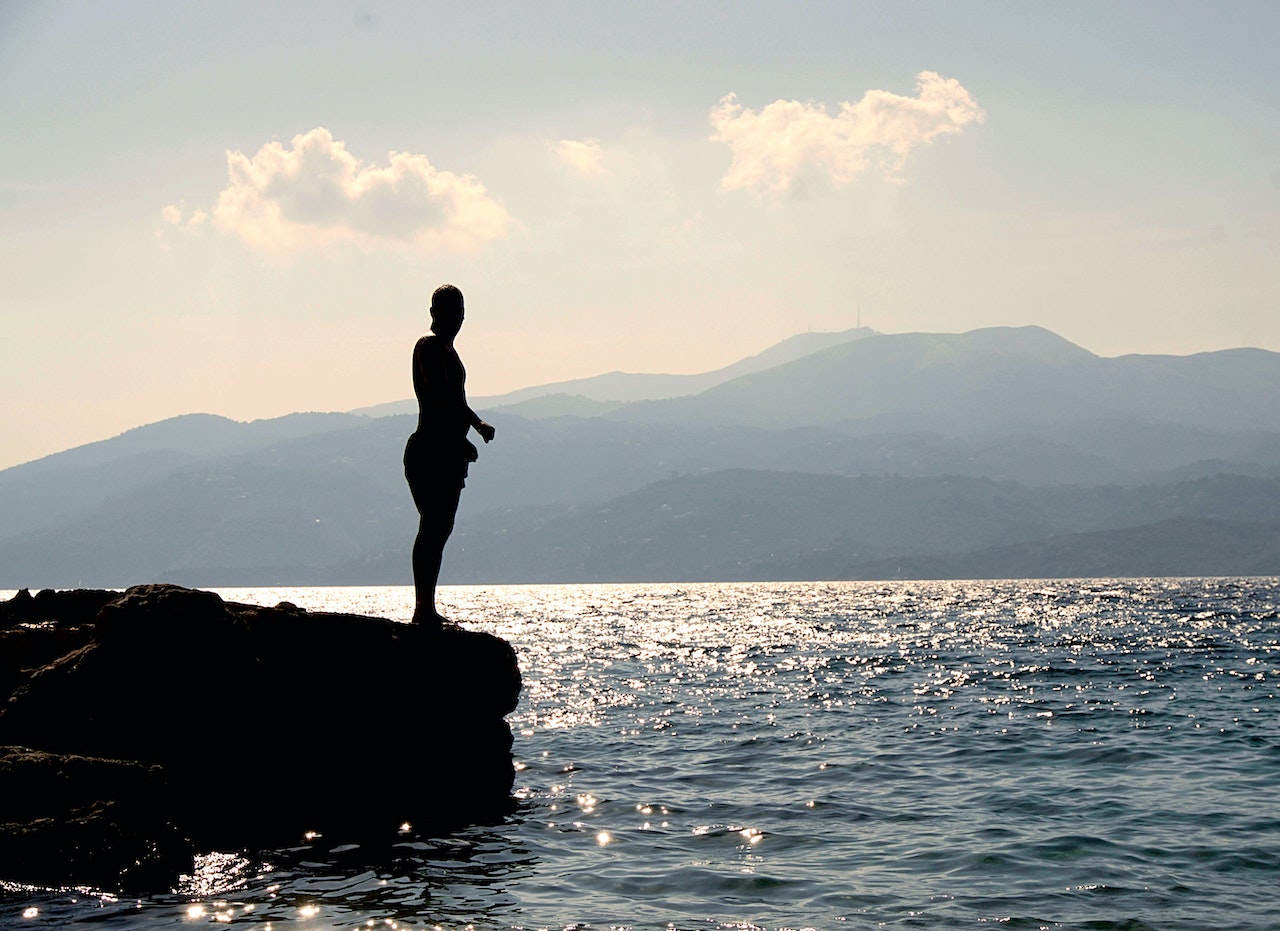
609;326;1280;435
352;327;876;417
8;465;1277;587
5;412;369;476
436;471;1280;583
0;451;415;588
825;518;1280;581
482;394;624;419
0;412;369;540
5;325;1280;587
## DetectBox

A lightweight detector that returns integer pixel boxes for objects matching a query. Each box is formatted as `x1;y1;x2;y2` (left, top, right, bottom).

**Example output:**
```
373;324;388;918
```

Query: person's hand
477;421;496;444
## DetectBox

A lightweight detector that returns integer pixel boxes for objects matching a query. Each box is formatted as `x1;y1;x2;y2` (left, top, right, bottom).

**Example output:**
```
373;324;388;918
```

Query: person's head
429;284;465;338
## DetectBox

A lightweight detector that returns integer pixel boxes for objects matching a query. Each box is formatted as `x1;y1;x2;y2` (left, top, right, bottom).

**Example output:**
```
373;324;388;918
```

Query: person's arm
467;406;496;443
448;344;494;443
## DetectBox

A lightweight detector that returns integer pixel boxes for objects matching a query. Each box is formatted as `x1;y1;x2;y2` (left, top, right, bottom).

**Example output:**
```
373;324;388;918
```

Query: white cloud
211;128;512;254
551;138;606;175
161;204;207;229
710;71;984;195
157;204;209;245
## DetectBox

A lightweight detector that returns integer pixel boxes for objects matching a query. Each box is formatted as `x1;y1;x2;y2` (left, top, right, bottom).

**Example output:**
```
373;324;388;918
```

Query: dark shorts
404;432;468;514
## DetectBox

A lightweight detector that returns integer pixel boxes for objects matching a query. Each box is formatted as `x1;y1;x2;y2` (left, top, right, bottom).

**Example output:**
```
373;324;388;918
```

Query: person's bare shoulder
415;334;440;361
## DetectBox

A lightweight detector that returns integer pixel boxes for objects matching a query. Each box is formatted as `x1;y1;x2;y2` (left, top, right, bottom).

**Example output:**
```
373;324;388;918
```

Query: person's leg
410;481;463;625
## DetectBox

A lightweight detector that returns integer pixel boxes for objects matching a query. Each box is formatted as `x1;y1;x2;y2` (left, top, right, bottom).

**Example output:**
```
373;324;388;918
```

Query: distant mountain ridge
608;326;1280;434
8;467;1278;587
436;470;1280;583
2;411;368;478
353;326;876;417
4;324;1280;587
830;518;1280;582
0;412;370;541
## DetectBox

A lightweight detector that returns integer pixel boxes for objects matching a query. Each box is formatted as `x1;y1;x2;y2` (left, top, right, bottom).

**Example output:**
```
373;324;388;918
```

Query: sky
2;1;1278;470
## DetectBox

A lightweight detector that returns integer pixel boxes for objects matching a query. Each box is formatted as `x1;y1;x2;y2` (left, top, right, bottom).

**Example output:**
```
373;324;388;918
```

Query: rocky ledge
0;584;521;891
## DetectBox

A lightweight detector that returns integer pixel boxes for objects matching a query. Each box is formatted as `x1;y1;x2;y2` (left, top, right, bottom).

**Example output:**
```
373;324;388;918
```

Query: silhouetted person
404;284;495;626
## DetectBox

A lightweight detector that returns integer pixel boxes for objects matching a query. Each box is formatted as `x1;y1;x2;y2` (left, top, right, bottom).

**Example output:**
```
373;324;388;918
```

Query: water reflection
175;821;539;928
4;818;539;929
6;580;1278;929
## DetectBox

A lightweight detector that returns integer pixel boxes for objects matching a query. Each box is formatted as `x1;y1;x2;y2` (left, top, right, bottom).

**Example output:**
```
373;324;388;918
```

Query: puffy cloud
212;128;512;253
157;204;208;244
710;71;984;195
551;138;606;175
161;204;208;230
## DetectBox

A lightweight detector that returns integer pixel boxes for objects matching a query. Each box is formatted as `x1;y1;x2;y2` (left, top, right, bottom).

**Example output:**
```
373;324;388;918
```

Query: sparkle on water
3;579;1278;930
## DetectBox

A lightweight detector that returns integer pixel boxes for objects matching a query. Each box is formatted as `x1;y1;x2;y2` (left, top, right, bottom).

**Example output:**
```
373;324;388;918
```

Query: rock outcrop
0;584;521;891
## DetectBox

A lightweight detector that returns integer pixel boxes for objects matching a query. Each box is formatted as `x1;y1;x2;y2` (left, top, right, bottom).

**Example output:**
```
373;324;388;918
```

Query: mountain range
3;325;1279;588
353;327;876;416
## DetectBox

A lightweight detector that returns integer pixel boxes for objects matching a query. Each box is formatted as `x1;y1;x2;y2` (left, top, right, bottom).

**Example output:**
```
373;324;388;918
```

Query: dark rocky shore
0;584;521;891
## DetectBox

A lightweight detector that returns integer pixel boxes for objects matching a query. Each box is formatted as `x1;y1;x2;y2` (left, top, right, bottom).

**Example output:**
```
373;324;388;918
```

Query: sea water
2;579;1278;930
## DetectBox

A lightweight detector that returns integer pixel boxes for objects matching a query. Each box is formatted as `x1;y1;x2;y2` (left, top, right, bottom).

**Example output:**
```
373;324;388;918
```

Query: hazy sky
2;1;1278;470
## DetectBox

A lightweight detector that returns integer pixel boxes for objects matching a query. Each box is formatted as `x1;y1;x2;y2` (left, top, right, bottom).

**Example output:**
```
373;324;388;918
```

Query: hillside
610;326;1280;434
3;325;1280;587
354;327;875;416
7;467;1280;587
437;471;1280;583
0;412;370;539
830;518;1280;581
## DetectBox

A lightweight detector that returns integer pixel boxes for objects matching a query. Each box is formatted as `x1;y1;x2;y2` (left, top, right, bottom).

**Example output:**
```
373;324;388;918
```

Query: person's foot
411;608;449;629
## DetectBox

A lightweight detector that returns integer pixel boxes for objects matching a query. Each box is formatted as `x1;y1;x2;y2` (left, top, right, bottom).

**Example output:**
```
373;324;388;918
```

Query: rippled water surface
5;579;1279;929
